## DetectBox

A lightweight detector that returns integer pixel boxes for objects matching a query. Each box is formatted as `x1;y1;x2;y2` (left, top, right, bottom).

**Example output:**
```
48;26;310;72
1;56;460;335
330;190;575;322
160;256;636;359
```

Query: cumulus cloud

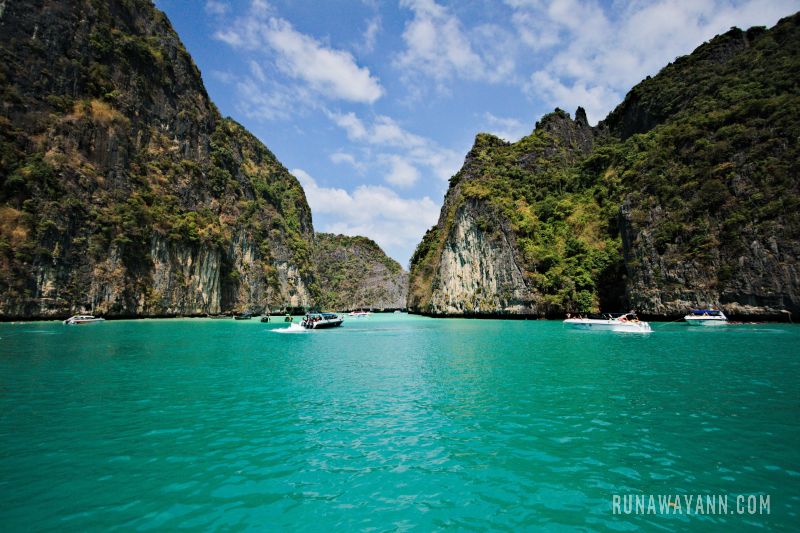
262;18;383;103
395;0;515;89
482;112;529;142
213;2;383;105
511;0;799;123
361;16;382;53
527;71;621;125
204;0;229;16
329;151;366;173
292;168;440;265
327;110;463;182
385;156;420;187
231;76;315;121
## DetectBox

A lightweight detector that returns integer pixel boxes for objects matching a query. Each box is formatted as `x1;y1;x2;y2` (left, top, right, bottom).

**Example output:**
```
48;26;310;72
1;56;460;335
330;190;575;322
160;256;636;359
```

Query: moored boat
301;313;343;329
563;313;652;333
63;315;105;325
234;312;253;320
684;309;727;326
348;310;370;317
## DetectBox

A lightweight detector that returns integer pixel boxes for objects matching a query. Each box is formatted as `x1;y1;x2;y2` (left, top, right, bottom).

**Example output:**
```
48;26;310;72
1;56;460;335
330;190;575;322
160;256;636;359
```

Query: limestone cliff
408;111;608;317
409;13;800;319
313;233;407;311
0;0;315;318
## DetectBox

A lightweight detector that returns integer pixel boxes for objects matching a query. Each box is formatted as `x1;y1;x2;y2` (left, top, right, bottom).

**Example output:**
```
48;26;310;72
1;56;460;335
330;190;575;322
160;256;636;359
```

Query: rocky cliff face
313;233;407;311
619;201;799;318
428;199;529;315
409;13;800;319
408;110;603;317
0;0;315;318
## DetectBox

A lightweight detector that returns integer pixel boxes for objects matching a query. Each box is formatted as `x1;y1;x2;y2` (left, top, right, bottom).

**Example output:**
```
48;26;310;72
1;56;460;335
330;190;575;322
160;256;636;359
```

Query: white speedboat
301;313;344;329
684;309;727;326
348;310;370;317
63;315;105;325
564;313;652;333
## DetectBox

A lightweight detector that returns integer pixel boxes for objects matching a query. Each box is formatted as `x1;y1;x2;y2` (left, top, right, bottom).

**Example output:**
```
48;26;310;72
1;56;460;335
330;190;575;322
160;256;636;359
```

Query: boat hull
303;319;343;329
64;316;105;325
684;318;727;326
311;320;343;329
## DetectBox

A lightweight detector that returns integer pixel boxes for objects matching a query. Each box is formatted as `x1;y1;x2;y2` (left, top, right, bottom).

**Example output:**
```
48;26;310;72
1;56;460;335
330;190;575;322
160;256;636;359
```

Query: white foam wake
273;323;307;334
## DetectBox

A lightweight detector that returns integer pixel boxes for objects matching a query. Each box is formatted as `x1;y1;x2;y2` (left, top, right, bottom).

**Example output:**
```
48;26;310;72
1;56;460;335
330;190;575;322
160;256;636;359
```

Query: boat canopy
690;309;722;315
321;313;338;319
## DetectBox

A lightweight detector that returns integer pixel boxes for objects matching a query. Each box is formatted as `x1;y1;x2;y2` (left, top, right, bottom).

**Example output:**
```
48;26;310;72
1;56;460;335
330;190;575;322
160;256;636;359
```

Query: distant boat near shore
63;315;105;325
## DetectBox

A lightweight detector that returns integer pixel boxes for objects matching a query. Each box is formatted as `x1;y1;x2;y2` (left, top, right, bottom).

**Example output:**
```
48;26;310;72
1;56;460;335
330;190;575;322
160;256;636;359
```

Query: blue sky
154;0;799;267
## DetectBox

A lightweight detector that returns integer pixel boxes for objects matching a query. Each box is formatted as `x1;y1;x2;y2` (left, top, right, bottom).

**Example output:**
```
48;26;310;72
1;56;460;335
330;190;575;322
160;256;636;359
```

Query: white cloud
406;144;462;182
330;151;365;172
232;77;314;121
362;16;381;53
213;2;383;105
511;10;560;51
482;112;529;142
292;169;439;265
248;60;267;84
328;111;369;140
372;116;424;147
395;0;514;88
327;111;463;181
263;18;384;103
385;156;420;187
527;71;621;125
329;111;426;148
205;0;229;16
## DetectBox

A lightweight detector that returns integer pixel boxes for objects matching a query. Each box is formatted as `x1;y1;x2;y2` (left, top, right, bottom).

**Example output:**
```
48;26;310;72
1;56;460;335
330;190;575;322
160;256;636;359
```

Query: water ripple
0;317;798;530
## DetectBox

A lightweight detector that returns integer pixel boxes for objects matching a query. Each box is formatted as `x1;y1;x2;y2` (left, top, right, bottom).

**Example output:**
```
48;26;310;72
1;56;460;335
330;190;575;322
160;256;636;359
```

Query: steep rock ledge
428;199;531;315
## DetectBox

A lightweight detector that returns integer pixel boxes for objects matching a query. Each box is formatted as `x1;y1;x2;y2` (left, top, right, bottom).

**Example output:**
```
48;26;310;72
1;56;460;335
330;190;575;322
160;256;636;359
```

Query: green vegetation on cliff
611;23;800;275
409;13;800;317
409;110;626;314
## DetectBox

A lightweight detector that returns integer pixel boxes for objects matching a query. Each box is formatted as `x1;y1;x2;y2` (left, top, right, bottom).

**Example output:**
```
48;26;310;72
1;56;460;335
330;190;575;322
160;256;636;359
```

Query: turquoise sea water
0;315;798;531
